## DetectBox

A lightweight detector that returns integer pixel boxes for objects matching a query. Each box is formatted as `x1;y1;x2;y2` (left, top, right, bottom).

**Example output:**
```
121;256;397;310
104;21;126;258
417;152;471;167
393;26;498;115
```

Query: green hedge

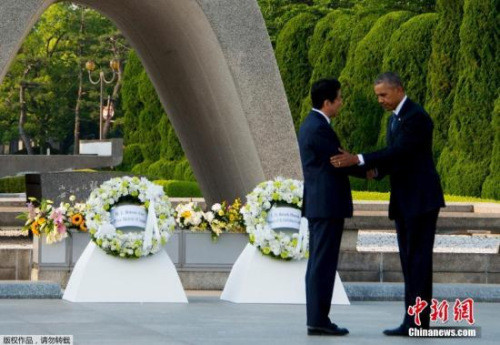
425;0;464;160
307;11;338;68
121;50;143;144
481;95;499;199
153;180;202;198
118;143;144;172
299;10;355;124
382;13;438;105
276;12;320;130
336;11;413;155
438;0;498;197
337;11;414;191
0;176;25;193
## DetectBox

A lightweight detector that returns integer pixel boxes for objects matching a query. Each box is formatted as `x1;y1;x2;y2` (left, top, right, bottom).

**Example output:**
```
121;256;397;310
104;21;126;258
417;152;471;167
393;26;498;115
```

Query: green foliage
337;11;414;153
121;50;143;144
382;13;438;104
0;3;128;152
118;144;143;172
0;176;26;193
336;11;414;191
482;95;500;199
276;12;320;130
333;11;381;142
308;11;338;68
299;10;355;123
311;11;354;82
120;50;195;182
257;0;331;47
438;0;499;197
425;0;464;159
153;180;202;198
147;159;176;180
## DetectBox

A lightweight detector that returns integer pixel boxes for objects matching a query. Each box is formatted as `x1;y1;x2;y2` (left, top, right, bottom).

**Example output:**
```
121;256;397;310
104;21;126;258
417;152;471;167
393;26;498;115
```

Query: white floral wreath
241;177;308;260
85;176;176;258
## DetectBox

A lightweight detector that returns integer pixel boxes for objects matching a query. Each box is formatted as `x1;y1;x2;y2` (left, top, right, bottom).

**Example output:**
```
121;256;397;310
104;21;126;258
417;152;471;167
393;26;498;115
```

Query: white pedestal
221;244;349;305
63;242;188;303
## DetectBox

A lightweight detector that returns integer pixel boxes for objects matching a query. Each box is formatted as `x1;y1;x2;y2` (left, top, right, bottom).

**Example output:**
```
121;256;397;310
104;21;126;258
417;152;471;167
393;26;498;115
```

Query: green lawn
352;191;500;203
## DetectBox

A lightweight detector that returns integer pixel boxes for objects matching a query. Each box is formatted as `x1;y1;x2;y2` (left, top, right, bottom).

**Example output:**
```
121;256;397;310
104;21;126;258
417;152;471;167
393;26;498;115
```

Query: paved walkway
0;297;497;344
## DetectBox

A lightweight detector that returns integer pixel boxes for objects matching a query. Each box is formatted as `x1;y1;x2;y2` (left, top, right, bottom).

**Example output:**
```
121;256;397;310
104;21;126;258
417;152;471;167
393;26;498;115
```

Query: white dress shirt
357;95;407;166
312;108;331;124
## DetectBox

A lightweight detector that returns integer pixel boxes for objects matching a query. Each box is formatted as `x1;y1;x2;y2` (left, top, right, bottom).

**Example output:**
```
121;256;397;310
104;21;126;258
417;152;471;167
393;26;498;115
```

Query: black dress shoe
383;324;410;336
308;323;349;336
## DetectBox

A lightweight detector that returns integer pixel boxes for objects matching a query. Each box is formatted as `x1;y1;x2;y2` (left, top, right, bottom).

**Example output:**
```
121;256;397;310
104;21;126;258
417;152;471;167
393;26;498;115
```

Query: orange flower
71;214;83;226
31;222;40;236
37;217;46;225
79;221;88;232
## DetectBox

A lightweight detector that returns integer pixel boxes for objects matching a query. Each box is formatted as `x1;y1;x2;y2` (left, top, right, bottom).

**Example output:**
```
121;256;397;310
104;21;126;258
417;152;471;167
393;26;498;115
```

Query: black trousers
305;217;344;327
395;209;439;328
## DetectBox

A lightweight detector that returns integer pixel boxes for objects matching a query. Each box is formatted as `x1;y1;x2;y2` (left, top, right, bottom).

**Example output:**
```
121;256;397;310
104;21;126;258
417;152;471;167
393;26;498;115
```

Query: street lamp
86;59;120;140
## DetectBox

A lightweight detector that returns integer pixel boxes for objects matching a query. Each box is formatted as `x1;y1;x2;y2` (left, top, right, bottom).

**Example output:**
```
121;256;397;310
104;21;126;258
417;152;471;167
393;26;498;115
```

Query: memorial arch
0;0;302;204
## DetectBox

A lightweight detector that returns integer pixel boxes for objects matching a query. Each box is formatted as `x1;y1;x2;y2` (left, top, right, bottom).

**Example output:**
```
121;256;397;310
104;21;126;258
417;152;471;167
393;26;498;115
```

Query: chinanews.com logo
407;297;481;338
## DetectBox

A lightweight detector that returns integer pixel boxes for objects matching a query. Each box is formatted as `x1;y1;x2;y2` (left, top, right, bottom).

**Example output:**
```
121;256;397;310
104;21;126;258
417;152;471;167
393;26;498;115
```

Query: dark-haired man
298;78;372;336
331;72;445;336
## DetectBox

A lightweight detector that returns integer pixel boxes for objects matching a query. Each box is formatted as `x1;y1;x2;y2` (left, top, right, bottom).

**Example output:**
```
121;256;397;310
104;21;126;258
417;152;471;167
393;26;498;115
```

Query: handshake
330;148;377;180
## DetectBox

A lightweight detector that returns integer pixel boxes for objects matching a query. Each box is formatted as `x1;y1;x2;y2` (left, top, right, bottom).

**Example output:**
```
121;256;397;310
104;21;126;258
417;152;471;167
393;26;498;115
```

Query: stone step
0;199;26;207
0;227;31;248
353;202;474;213
347;211;500;233
344;282;500;302
0;207;26;227
0;281;61;299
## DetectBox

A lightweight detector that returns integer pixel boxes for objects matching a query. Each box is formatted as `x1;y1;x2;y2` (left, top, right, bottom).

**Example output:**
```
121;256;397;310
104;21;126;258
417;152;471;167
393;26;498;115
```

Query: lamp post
85;59;120;140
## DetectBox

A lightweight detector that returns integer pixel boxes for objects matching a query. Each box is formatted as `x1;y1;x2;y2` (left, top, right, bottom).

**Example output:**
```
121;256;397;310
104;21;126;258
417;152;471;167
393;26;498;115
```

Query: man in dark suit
298;79;371;336
331;72;445;336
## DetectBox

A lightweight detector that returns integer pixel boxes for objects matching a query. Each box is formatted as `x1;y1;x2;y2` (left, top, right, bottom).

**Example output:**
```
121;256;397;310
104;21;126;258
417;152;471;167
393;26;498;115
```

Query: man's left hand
330;148;359;168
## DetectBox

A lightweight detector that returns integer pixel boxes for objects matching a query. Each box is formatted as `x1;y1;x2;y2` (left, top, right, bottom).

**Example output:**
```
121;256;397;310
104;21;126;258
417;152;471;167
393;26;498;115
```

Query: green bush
147;159;176;180
0;176;25;193
307;11;338;68
336;11;412;154
173;159;196;182
118;144;143;172
121;50;143;144
481;95;500;199
276;12;320;130
299;10;355;123
311;11;354;83
438;0;498;197
336;11;414;191
425;0;464;160
153;180;202;198
382;13;438;104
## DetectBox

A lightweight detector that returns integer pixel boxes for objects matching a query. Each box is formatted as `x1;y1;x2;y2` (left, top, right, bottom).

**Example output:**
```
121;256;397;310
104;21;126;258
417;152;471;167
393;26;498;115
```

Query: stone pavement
0;295;497;345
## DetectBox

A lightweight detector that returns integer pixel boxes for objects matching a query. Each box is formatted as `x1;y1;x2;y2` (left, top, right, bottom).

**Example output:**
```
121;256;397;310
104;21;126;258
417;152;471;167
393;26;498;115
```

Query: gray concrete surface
0;0;302;205
0;297;497;344
0;139;123;179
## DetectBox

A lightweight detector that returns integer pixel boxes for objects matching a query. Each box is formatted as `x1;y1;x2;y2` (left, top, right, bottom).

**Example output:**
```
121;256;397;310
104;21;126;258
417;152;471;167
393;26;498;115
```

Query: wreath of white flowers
85;176;176;259
241;177;308;260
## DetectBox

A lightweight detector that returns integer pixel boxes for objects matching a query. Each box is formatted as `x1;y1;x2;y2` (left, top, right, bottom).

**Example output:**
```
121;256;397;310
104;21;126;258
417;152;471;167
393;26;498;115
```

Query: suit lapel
387;98;413;144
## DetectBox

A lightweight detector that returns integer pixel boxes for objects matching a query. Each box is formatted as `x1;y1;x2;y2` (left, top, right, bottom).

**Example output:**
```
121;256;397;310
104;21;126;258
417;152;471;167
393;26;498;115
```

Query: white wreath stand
221;218;349;305
63;242;188;303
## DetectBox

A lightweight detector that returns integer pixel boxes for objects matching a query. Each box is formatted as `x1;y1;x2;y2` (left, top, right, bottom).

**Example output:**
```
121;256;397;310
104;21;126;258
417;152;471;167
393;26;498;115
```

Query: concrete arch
0;0;301;204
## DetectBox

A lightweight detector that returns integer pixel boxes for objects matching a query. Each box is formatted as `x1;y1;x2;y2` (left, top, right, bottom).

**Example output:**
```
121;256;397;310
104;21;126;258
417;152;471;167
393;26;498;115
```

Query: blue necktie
390;112;398;134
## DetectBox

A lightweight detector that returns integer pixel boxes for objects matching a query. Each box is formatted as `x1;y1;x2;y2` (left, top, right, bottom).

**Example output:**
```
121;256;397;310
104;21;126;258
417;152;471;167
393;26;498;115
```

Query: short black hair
374;72;404;88
311;78;341;109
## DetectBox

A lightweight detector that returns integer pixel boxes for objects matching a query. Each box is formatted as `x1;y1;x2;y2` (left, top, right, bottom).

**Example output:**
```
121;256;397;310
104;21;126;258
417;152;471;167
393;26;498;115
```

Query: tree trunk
19;82;34;155
73;8;85;154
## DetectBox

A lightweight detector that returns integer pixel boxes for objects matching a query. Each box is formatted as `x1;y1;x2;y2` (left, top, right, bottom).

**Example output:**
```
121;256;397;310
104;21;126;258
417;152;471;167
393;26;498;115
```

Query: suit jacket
363;98;445;219
298;110;365;219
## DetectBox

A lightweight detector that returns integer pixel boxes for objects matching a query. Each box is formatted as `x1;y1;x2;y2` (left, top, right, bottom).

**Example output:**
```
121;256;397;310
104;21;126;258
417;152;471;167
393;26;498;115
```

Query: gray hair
374;72;404;88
